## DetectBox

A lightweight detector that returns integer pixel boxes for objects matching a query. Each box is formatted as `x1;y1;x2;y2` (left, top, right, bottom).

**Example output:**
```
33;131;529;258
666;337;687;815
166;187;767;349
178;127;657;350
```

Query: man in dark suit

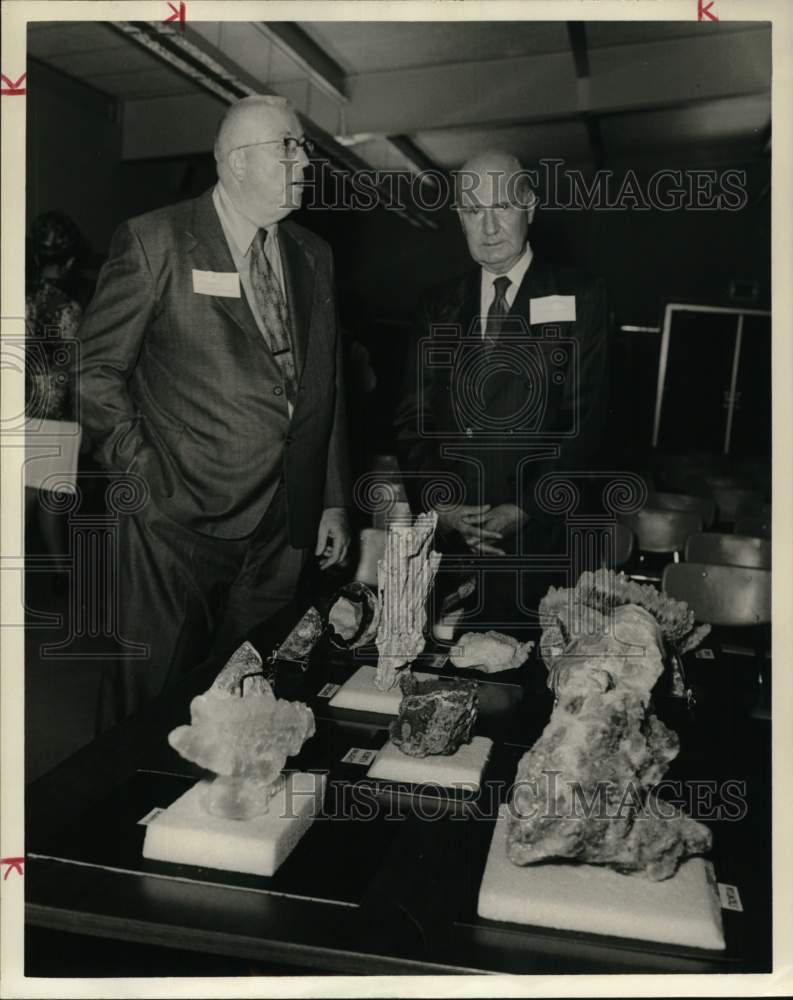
78;96;351;726
394;150;608;635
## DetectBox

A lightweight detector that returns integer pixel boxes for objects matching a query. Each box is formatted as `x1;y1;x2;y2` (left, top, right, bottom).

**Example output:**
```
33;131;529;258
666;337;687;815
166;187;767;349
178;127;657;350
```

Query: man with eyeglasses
78;95;351;728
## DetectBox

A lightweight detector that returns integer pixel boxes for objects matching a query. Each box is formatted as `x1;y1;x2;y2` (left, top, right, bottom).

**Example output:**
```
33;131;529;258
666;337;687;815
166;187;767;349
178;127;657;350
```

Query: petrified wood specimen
389;673;478;757
374;512;442;690
506;572;712;881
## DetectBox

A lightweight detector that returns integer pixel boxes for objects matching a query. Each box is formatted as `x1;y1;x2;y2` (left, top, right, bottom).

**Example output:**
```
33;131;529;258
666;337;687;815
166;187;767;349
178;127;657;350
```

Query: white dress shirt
479;243;533;337
212;182;286;316
212;182;293;414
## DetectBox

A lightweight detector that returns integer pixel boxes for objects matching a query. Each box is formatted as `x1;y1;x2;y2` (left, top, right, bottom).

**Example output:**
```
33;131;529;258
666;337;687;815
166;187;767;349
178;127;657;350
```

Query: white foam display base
142;772;326;878
328;665;433;715
366;736;493;790
477;808;725;950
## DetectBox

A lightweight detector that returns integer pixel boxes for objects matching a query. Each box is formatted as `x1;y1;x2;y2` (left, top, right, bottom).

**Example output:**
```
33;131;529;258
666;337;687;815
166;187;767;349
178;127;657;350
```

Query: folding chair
708;487;765;526
685;532;771;570
686;475;763;526
662;562;770;626
604;522;635;569
620;507;702;582
663;562;771;719
646;490;716;529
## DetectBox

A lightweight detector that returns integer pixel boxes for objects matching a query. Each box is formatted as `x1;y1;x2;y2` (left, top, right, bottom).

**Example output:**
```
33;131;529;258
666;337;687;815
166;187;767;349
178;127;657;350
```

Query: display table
25;604;772;976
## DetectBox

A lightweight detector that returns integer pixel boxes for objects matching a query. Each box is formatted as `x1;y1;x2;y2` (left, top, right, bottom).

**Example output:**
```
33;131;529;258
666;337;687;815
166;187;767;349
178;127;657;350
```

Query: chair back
602;522;634;569
662;562;771;626
646;490;716;528
684;475;763;524
685;532;771;570
709;487;765;525
734;515;771;540
621;507;702;554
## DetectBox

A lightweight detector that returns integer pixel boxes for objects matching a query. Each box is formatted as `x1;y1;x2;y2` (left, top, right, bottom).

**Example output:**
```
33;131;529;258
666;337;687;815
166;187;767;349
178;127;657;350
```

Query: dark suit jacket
394;259;609;543
77;189;350;546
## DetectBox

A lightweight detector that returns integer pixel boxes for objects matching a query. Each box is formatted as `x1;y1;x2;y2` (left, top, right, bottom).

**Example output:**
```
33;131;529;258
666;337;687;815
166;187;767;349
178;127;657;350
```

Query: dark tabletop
25;603;772;976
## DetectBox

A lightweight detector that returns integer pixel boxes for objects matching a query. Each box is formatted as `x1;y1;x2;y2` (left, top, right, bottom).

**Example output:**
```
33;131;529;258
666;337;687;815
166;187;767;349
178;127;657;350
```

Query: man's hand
480;504;529;541
315;507;351;570
436;504;505;555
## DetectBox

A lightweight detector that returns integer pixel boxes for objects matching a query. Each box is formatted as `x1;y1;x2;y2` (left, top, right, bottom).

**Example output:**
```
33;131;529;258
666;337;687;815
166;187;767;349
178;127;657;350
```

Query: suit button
465;427;474;438
273;386;283;396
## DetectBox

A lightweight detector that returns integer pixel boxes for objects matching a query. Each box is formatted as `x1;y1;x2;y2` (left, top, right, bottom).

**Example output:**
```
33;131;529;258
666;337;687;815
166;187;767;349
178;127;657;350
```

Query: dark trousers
97;483;307;732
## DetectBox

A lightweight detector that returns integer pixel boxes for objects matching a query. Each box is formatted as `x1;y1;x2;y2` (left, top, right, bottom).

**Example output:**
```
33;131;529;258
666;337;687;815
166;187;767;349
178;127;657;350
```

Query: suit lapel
458;271;481;338
279;222;315;378
186;191;264;347
509;258;557;332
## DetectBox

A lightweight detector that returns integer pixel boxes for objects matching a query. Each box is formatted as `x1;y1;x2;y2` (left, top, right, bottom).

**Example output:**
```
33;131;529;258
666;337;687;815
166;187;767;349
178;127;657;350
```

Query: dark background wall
106;151;771;327
26;61;123;255
26;61;771;463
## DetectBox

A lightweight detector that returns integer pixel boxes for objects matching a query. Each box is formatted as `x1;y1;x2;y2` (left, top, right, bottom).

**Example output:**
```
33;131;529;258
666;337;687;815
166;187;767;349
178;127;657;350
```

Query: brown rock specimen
389;673;478;757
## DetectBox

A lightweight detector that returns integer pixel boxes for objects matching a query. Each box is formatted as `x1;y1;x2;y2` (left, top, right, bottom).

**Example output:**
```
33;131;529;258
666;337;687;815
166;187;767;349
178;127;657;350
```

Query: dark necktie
485;275;511;343
249;229;298;407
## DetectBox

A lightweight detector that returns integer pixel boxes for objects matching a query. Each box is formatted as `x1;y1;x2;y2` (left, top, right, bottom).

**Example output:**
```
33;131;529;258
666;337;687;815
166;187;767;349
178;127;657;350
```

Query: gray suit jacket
77;189;350;545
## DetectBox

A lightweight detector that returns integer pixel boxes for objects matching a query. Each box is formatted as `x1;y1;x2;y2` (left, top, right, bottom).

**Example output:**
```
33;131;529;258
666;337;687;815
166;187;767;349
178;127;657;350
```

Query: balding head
455;150;537;211
454;149;537;275
214;95;291;163
213;95;308;227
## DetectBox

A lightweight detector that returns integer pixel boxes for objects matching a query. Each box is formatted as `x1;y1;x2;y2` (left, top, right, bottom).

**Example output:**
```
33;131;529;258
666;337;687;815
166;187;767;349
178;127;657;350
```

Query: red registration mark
0;73;26;96
1;857;25;879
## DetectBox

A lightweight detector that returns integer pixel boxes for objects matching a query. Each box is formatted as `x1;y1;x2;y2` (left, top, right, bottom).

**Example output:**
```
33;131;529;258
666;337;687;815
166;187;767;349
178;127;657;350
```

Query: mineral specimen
168;641;316;819
374;513;442;690
329;595;361;641
328;581;381;649
273;606;325;664
389;673;478;757
538;569;711;669
506;573;713;881
450;631;534;673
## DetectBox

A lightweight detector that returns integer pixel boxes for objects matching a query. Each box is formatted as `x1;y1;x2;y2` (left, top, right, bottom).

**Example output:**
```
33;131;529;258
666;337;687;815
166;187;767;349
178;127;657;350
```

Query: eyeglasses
231;136;315;159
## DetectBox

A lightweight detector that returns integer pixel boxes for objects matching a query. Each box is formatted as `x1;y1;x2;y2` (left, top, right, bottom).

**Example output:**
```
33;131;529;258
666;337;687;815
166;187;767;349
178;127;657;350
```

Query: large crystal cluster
168;642;315;818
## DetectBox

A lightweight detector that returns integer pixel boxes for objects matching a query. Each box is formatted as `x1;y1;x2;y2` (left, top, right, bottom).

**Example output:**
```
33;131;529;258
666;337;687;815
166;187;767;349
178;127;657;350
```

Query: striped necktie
249;229;298;407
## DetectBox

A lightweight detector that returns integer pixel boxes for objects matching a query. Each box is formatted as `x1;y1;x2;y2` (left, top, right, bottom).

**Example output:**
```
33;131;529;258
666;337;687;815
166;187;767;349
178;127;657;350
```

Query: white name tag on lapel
192;269;240;298
530;294;576;324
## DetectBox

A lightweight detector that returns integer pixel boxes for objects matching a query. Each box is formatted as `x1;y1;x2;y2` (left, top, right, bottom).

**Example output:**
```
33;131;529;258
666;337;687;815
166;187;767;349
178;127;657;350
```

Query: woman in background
25;212;83;563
